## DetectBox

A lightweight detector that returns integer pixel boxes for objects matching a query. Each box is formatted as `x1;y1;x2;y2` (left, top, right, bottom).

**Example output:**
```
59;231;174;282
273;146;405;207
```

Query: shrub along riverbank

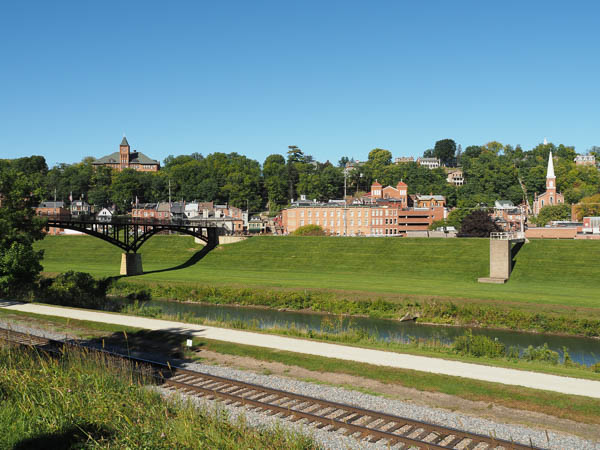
0;343;316;449
117;301;600;378
111;280;600;338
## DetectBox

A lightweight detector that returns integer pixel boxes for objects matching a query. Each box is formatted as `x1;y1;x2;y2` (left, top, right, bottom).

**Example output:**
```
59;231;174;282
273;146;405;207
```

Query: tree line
2;139;600;216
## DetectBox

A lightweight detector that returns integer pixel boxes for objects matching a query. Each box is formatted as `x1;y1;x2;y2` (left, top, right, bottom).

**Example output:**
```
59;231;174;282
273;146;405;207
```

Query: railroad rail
0;328;541;449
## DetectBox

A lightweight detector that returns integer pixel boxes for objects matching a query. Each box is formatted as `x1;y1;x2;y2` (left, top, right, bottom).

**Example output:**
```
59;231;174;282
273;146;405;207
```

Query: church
92;137;160;172
532;151;564;215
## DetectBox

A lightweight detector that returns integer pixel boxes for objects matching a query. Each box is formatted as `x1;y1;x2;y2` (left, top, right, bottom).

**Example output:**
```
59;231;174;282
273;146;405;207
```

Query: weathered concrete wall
427;231;457;238
576;234;600;240
194;235;248;245
120;253;143;276
489;239;511;280
525;227;577;239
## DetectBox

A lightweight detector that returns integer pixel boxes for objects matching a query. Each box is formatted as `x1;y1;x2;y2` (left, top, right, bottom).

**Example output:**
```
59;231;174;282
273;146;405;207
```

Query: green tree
0;159;46;295
574;194;600;220
338;156;350;168
286;146;304;201
532;204;571;226
88;166;113;208
263;154;288;212
110;169;145;212
433;139;456;166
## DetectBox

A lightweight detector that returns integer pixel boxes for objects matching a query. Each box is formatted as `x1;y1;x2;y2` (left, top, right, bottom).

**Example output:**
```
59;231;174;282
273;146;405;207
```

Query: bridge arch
43;216;220;275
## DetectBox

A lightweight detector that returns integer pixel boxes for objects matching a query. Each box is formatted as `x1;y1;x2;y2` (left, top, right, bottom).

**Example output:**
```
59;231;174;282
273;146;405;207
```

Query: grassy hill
35;235;600;309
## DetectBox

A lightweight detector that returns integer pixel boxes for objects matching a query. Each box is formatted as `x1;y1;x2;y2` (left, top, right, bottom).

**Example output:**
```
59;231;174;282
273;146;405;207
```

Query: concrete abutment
120;253;143;276
478;237;525;284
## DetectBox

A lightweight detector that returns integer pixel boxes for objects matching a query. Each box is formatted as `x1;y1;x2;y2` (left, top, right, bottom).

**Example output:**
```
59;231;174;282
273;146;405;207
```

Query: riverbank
35;235;600;337
111;280;600;339
1;306;600;440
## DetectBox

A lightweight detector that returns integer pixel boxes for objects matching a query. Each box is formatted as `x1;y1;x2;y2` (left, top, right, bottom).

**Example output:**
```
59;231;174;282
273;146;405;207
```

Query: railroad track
0;328;541;449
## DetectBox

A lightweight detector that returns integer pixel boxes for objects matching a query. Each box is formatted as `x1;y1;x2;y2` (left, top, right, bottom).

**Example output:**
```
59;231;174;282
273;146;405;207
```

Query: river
143;299;600;366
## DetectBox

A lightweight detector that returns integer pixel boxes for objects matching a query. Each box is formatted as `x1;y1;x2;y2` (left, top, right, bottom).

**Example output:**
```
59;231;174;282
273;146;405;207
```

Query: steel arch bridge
45;216;221;253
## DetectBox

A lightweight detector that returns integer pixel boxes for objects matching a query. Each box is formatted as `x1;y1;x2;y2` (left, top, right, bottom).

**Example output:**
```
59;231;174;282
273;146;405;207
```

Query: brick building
92;137;160;172
281;181;445;236
36;201;70;235
492;200;526;232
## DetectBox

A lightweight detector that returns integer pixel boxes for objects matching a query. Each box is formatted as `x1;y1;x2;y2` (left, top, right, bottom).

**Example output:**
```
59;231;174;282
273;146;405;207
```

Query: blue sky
1;1;598;167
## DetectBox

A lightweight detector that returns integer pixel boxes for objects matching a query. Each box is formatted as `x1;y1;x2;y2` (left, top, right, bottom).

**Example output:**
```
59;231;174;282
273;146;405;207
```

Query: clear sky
1;1;598;167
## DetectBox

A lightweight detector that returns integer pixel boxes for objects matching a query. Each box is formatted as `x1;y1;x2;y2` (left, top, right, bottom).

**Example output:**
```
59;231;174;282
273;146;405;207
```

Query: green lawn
36;235;600;309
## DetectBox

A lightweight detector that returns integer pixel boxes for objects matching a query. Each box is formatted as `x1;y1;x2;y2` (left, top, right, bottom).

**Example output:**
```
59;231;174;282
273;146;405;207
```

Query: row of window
370;228;401;235
297;208;402;218
132;211;170;218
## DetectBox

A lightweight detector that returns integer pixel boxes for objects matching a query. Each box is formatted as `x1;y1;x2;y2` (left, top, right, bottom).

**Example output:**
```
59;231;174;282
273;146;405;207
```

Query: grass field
36;235;600;309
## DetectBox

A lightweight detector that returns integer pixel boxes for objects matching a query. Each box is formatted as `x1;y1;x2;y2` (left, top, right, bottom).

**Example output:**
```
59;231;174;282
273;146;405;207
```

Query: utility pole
168;179;172;206
344;167;348;236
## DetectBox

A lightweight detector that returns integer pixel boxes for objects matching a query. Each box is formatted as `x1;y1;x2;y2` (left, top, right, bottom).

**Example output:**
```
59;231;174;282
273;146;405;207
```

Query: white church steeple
546;151;556;192
546;151;555;178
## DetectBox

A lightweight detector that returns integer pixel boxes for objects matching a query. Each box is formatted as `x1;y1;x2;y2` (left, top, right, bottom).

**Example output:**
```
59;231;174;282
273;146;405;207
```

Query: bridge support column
478;234;525;284
120;253;143;276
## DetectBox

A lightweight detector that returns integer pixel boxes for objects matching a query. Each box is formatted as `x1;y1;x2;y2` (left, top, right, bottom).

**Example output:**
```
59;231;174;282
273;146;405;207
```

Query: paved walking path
3;301;600;399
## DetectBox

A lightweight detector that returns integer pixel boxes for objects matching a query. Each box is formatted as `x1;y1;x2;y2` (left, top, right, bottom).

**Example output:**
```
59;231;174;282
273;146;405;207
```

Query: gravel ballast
2;321;599;449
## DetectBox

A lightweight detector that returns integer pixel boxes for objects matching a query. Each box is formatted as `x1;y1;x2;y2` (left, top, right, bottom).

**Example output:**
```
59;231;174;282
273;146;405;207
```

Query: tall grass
118;302;596;373
0;344;317;449
111;281;600;338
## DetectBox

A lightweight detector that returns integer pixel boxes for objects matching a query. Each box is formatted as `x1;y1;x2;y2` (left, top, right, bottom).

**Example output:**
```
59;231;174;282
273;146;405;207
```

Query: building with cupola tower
532;151;564;215
92;137;160;172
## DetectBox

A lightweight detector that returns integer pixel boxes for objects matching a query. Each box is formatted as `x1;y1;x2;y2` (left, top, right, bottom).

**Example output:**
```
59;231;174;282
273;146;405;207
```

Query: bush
522;343;560;365
292;225;326;236
452;330;505;358
39;271;113;310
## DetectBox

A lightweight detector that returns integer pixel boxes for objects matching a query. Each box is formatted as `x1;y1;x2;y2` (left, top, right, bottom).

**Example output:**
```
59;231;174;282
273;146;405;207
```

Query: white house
97;207;115;222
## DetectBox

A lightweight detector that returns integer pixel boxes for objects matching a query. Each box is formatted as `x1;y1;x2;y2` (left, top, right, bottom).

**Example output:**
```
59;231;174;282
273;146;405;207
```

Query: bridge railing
490;232;515;240
42;214;229;228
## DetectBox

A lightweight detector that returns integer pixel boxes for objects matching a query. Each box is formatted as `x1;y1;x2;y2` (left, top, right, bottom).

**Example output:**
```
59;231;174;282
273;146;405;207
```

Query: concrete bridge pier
478;232;526;284
120;253;143;276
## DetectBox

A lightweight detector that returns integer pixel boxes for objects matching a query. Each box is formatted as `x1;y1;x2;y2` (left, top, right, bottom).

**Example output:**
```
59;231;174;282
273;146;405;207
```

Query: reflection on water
144;300;600;366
